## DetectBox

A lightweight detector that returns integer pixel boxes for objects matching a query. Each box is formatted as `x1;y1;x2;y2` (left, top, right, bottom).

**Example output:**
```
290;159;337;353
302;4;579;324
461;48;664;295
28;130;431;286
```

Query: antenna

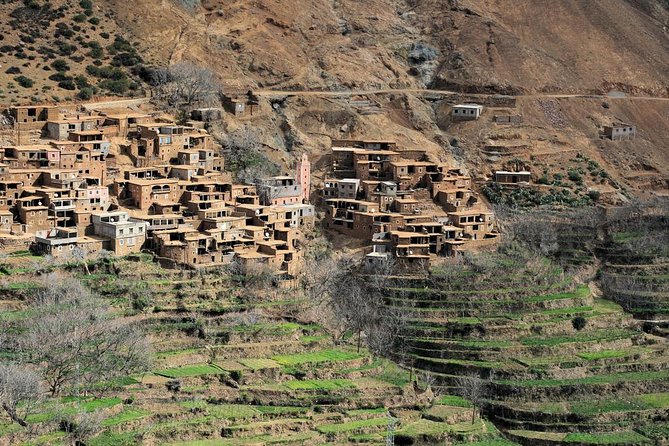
386;411;397;446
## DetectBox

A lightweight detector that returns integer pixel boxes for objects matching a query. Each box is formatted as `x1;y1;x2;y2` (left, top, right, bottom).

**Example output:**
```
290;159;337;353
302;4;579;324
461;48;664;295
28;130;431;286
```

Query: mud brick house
321;139;499;268
91;211;148;255
7;105;58;144
322;178;360;200
0;102;316;277
221;92;260;116
603;124;636;140
494;170;532;185
97;111;153;137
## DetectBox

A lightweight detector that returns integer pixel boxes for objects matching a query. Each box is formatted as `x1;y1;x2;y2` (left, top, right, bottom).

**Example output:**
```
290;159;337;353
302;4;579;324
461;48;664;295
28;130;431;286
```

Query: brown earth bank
98;0;669;94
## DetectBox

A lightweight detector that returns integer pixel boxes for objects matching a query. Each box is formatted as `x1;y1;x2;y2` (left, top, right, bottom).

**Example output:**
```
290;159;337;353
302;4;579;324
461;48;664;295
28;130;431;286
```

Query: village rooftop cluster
322;138;500;269
1;103;314;276
0;100;526;275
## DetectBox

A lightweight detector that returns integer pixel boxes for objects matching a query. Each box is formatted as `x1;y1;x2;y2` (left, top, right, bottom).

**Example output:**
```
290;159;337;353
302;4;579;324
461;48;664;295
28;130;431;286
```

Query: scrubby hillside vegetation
0;0;149;104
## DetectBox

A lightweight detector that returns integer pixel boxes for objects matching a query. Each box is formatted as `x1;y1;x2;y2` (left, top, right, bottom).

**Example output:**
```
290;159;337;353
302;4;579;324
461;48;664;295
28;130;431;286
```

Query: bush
15;75;34;88
98;78;130;94
588;190;601;201
73;13;87;23
131;294;152;312
5;66;21;74
165;379;181;392
49;72;72;82
112;52;141;67
572;316;587;331
568;169;583;184
80;0;93;9
51;59;70;71
88;17;100;25
58;79;76;90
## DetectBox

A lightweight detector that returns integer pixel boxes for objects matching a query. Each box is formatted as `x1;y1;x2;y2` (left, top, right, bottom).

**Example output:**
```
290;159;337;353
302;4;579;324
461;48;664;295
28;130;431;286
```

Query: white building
452;104;484;120
91;211;148;255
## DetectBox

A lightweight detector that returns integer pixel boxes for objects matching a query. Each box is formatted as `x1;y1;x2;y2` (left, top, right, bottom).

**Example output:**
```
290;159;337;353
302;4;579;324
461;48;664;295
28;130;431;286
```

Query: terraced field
0;253;515;445
391;253;669;446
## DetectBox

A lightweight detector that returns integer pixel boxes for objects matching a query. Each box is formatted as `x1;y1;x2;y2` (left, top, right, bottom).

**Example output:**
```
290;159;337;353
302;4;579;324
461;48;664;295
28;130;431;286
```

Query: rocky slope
99;0;669;94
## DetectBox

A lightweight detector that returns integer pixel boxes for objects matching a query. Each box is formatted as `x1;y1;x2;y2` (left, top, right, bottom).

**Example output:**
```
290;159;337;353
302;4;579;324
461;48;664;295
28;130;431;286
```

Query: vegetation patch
154;364;225;378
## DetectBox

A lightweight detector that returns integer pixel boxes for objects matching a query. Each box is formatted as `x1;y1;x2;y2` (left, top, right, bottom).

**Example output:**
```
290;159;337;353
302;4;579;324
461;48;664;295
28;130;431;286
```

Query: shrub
165;379;181;392
88;17;100;25
100;32;110;39
73;13;87;23
80;0;93;10
588;190;601;201
51;59;70;71
229;370;243;382
572;316;587;331
58;79;76;90
15;75;34;88
568;169;583;184
131;294;151;312
5;66;21;74
49;72;71;82
112;52;141;67
98;78;130;94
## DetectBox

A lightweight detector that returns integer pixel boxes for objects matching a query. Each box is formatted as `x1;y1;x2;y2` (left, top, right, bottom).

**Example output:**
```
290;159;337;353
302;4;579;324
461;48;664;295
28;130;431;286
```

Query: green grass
436;395;472;407
563;431;650;444
154;363;225;378
89;431;138;446
526;285;590;303
182;402;257;419
503;369;669;388
636;392;669;408
62;396;122;412
272;349;364;366
398;418;486;437
283;378;356;391
577;350;630;361
520;329;636;347
346;407;387;416
102;408;149;426
235;358;280;370
316;417;387;433
457;439;520;446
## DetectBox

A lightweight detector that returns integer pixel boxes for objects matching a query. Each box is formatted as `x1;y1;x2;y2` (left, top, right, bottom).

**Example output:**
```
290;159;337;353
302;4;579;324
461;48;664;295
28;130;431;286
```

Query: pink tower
296;153;311;203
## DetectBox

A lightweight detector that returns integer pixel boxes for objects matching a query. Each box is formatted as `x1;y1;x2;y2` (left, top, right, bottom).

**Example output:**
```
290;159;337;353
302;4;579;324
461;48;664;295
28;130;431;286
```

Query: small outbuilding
603;124;635;140
452;104;483;120
494;171;531;185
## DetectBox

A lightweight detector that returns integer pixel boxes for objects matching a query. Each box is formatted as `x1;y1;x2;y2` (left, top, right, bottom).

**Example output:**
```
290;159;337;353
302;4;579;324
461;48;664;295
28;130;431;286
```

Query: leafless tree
70;246;91;275
58;409;104;444
0;364;42;427
14;279;151;396
454;372;495;424
152;62;220;106
221;126;279;183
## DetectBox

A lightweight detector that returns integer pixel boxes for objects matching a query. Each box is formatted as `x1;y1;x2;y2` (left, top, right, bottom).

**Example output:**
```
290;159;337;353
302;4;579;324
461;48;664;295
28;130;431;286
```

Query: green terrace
497;369;669;388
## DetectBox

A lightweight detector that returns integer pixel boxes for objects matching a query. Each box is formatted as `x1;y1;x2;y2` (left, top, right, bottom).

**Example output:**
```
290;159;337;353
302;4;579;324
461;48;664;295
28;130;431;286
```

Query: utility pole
386;411;397;446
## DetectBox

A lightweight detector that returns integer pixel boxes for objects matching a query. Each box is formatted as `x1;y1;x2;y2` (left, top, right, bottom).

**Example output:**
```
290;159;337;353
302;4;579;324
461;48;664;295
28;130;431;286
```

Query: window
119;239;124;245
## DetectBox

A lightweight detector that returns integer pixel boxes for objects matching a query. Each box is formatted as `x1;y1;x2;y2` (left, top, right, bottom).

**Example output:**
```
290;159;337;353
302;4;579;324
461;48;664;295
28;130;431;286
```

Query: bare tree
454;372;495;424
153;62;220;106
14;279;151;396
58;409;104;445
70;246;91;275
221;126;279;182
0;364;42;427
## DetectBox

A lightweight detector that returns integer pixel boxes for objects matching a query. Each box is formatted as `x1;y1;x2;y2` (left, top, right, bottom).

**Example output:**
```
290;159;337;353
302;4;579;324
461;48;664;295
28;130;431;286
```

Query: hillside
2;0;668;101
102;0;669;94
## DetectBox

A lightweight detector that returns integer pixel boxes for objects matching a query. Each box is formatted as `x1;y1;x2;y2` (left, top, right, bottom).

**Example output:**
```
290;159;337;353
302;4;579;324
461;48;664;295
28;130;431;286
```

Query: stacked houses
0;104;314;277
322;139;500;269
